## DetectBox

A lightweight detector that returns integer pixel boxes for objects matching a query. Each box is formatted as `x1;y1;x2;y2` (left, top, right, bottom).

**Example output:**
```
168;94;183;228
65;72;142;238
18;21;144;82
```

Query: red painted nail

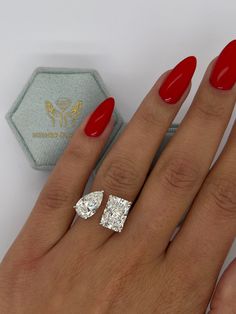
84;97;115;137
210;40;236;90
159;56;197;104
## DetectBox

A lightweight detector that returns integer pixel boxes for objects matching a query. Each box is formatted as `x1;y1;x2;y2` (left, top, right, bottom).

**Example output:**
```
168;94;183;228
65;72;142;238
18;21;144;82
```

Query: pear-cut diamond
100;195;132;232
74;191;104;219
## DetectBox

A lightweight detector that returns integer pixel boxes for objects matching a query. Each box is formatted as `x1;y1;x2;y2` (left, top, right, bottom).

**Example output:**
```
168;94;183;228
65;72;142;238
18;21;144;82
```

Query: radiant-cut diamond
100;195;132;232
74;191;104;219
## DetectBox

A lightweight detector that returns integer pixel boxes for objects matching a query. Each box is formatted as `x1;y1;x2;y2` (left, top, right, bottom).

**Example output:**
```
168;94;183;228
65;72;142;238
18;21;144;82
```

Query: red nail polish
84;97;115;137
210;40;236;90
159;56;197;104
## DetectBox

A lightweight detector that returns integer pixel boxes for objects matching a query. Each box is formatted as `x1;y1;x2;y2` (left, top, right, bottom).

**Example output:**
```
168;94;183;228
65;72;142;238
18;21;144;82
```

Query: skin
0;58;236;314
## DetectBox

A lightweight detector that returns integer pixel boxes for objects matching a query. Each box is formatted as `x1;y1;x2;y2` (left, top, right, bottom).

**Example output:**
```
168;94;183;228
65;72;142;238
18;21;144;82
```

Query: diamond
100;195;132;232
74;191;104;219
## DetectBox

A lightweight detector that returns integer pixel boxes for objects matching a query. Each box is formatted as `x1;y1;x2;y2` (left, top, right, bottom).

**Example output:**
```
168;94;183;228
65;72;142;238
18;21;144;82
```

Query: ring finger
68;56;197;248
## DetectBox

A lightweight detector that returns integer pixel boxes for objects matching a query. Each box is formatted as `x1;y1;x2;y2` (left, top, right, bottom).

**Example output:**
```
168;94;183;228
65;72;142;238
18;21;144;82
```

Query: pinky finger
210;258;236;313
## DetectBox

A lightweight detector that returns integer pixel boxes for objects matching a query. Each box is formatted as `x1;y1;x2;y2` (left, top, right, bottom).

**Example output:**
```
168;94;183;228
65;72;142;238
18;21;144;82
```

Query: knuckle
159;155;199;192
39;184;71;211
194;92;225;121
137;99;164;128
99;156;139;194
206;177;236;216
65;144;88;162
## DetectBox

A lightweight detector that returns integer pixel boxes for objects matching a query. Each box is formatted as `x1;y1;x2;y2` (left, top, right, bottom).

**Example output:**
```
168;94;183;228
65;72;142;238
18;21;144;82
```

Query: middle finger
118;41;236;257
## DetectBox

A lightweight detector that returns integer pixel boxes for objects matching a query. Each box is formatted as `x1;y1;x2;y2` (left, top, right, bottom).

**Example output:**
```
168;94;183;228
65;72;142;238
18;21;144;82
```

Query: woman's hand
0;40;236;314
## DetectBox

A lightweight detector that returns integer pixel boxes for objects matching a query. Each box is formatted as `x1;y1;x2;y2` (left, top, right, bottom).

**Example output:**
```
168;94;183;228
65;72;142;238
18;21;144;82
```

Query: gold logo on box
32;98;83;138
45;98;83;128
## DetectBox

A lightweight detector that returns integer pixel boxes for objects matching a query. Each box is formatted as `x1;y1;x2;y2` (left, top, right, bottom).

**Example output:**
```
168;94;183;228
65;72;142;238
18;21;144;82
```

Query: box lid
6;67;124;170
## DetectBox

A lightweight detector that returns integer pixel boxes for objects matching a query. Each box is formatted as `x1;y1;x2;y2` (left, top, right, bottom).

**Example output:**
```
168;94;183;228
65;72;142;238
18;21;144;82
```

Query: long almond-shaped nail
84;97;115;137
159;56;197;104
210;40;236;90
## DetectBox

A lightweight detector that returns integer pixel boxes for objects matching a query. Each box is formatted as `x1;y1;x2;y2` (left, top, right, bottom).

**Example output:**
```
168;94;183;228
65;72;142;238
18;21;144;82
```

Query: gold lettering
32;132;73;138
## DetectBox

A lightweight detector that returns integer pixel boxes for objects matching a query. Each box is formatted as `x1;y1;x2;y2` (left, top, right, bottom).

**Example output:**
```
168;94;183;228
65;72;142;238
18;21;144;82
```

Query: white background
0;0;236;284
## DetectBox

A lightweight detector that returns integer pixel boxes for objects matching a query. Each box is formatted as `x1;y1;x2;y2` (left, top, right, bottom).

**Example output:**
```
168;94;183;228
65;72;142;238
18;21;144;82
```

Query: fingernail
84;97;115;137
159;56;197;104
210;40;236;90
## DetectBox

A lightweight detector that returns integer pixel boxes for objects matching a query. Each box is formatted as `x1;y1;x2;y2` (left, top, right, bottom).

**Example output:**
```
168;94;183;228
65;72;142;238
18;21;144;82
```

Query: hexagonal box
6;68;124;170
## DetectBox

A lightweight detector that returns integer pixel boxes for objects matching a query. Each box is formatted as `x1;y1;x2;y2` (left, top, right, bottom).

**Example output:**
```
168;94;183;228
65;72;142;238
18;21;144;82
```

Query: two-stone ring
73;191;132;232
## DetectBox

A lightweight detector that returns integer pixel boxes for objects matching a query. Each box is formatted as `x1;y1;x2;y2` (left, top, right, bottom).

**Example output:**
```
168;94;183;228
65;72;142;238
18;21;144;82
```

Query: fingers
118;40;236;257
6;98;115;262
167;121;236;288
210;258;236;313
67;56;197;248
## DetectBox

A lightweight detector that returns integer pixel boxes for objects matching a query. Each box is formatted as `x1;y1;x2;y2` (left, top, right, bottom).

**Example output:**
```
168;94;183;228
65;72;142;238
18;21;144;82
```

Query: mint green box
6;67;178;171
